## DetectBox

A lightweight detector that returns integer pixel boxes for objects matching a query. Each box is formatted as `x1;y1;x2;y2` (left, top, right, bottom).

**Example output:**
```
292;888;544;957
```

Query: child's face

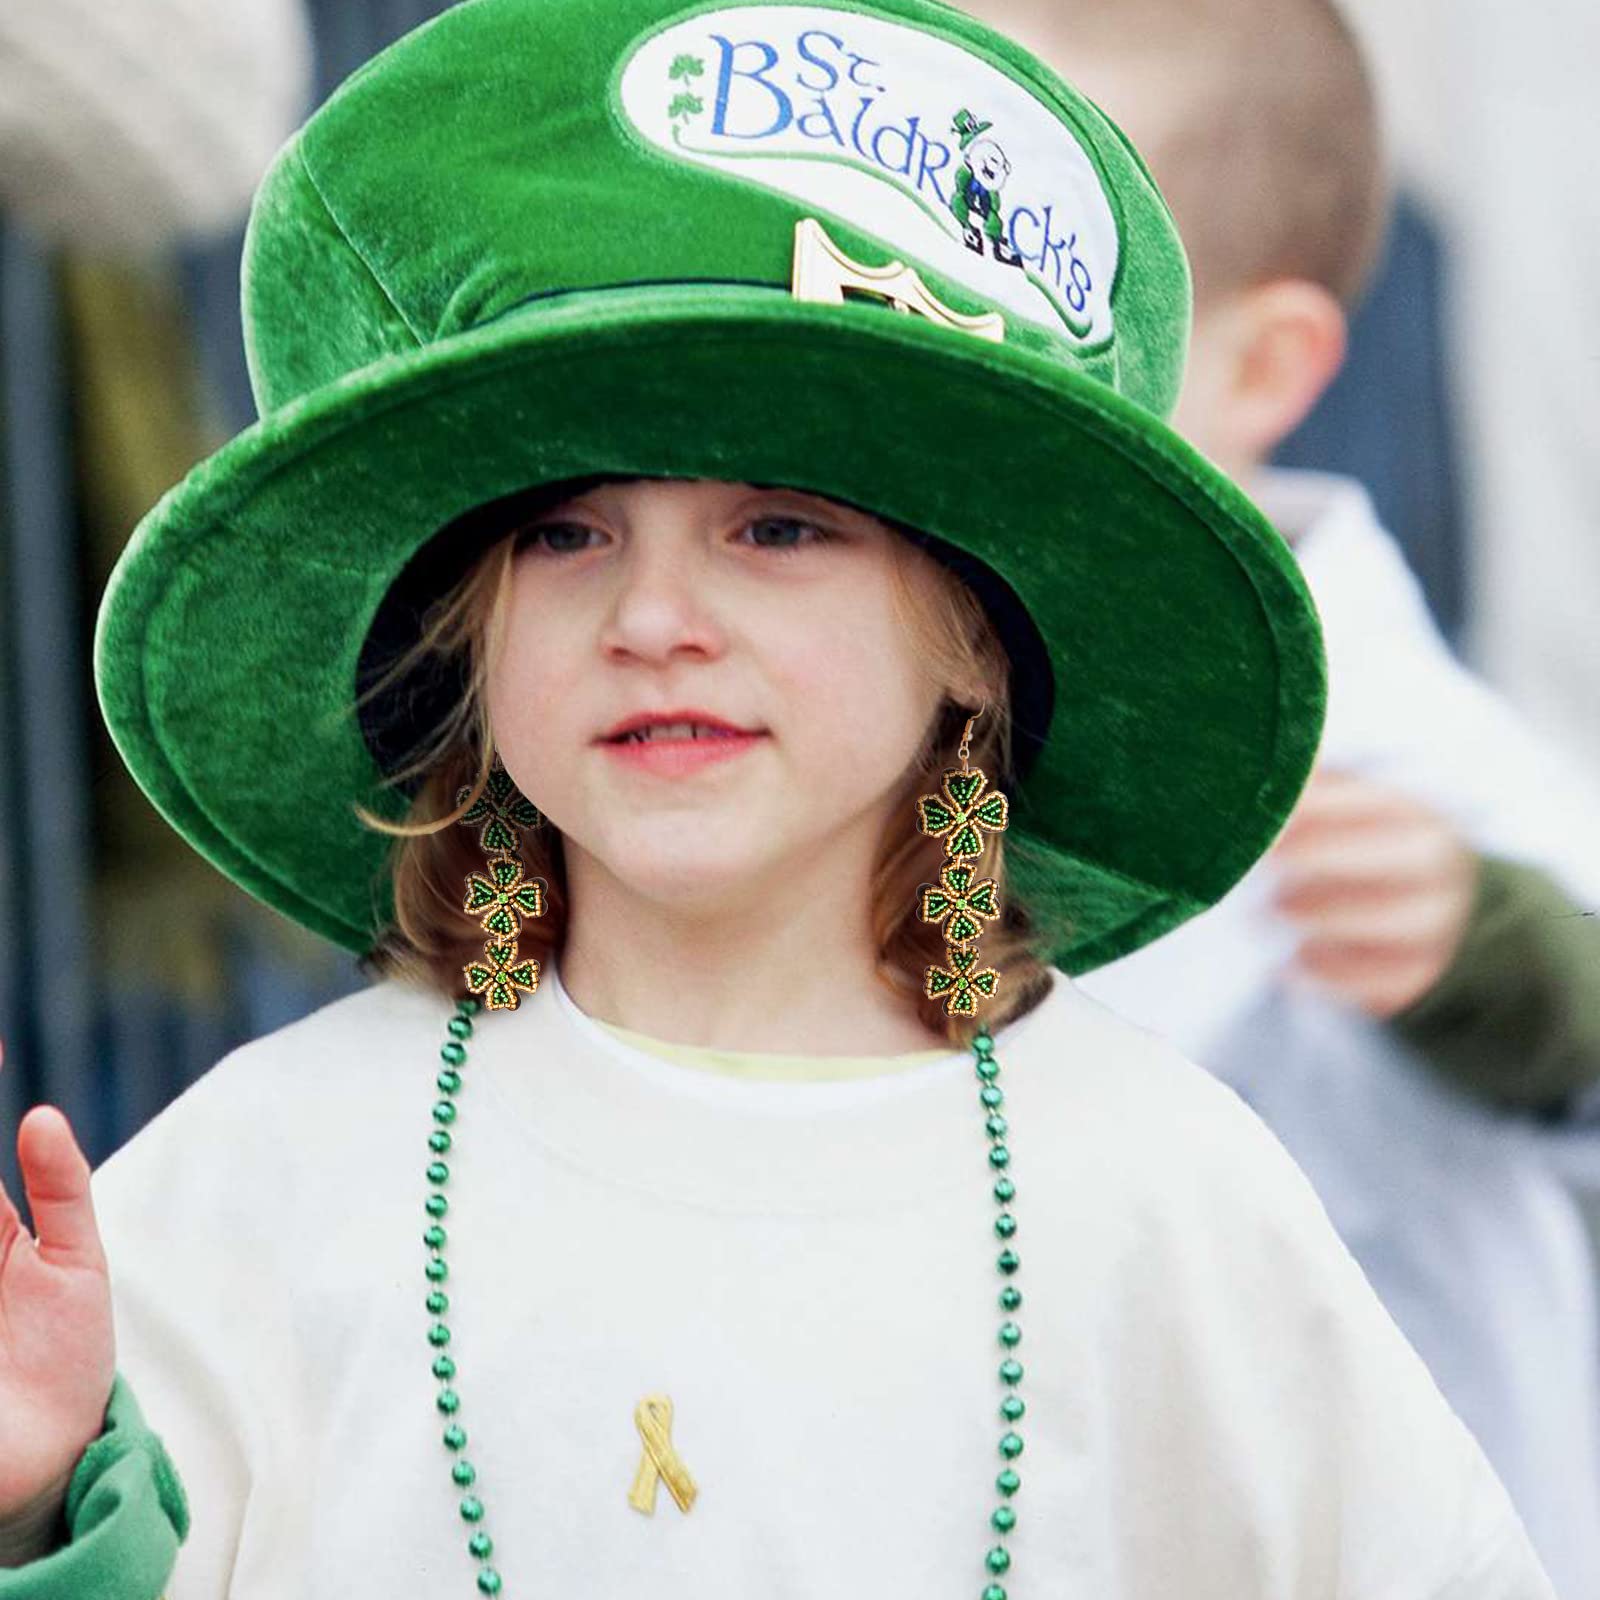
485;478;963;913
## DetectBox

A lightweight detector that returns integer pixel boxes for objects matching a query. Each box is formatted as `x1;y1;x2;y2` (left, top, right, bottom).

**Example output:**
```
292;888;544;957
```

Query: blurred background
0;0;1596;1540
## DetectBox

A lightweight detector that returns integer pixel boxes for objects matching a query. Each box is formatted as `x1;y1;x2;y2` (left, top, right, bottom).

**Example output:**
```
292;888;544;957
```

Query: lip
600;728;768;777
598;708;764;741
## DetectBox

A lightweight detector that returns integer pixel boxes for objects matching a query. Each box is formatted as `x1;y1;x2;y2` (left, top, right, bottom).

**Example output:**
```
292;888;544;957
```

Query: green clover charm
916;767;1010;860
463;941;541;1012
457;765;542;856
919;861;1001;945
924;945;1001;1017
464;855;547;940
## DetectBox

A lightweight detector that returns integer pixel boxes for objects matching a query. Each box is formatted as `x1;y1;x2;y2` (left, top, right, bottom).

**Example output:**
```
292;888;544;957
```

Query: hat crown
241;0;1190;420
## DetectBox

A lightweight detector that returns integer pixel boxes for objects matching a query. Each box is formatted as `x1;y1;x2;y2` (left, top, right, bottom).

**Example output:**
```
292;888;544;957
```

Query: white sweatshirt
85;964;1552;1598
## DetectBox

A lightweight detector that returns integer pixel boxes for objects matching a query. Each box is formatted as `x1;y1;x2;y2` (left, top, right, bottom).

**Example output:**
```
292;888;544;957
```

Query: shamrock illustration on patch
456;764;542;855
924;946;1002;1016
464;855;547;940
463;941;541;1012
916;767;1010;859
919;861;1002;945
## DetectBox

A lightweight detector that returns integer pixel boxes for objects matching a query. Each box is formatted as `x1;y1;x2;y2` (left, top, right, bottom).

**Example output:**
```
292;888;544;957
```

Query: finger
1273;823;1462;895
1276;884;1468;948
1292;939;1449;1018
16;1107;104;1272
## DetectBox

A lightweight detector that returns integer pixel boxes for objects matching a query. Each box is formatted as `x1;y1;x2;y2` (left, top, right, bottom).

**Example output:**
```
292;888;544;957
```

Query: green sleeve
1390;854;1600;1115
0;1372;190;1600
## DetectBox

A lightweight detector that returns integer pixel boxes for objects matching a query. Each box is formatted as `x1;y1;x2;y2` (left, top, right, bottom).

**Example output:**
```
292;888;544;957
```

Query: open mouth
610;721;749;745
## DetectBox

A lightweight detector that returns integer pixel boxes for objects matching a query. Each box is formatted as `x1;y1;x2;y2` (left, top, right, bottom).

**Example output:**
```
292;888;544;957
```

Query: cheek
483;574;579;790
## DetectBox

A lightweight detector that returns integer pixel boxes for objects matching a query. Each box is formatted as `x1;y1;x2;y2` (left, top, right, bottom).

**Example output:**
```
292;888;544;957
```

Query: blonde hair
354;498;1057;1045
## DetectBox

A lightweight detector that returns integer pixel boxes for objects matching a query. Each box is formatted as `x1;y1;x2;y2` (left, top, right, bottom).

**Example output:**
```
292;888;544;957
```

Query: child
955;0;1600;1593
0;0;1558;1594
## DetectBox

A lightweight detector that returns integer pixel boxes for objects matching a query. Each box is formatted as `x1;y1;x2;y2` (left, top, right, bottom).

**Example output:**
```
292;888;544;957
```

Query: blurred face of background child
483;477;989;1039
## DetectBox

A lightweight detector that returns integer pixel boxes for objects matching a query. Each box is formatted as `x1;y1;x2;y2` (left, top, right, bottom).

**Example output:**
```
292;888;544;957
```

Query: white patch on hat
618;6;1120;344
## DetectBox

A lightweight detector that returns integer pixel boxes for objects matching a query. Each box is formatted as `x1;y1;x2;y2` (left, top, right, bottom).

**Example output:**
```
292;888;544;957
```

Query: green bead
441;1041;467;1067
999;1286;1022;1312
456;998;481;1017
980;1085;1004;1109
985;1114;1008;1140
999;1358;1024;1385
448;1016;473;1040
444;1423;468;1450
429;1129;453;1154
999;1321;1022;1348
974;1030;994;1050
426;1291;449;1316
999;1431;1024;1460
994;1213;1017;1239
459;1495;485;1523
476;1570;502;1595
986;1546;1012;1575
427;1161;450;1185
997;1468;1021;1496
976;1057;1000;1082
997;1249;1020;1274
468;1531;493;1558
992;1177;1015;1204
992;1505;1018;1534
988;1145;1010;1170
428;1322;452;1348
982;1587;1007;1600
437;1389;461;1415
424;1225;448;1249
433;1355;456;1380
426;1257;449;1283
432;1101;457;1126
1000;1395;1025;1422
426;1194;449;1219
437;1069;463;1094
452;1459;477;1487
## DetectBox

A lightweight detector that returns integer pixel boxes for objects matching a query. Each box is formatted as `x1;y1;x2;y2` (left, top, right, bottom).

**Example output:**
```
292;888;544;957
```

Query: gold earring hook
958;703;987;774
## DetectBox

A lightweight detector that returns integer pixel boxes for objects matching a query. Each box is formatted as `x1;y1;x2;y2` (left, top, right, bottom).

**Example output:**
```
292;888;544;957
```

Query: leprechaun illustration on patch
949;108;1024;268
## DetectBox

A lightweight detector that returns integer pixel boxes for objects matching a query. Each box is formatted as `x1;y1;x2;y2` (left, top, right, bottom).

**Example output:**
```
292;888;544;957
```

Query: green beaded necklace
419;1001;1026;1597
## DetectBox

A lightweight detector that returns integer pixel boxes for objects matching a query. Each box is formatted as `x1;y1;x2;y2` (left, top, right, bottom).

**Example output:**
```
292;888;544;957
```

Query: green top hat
951;107;994;149
93;0;1325;974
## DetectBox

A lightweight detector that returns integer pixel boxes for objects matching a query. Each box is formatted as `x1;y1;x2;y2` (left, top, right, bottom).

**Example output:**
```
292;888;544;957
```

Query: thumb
17;1107;104;1272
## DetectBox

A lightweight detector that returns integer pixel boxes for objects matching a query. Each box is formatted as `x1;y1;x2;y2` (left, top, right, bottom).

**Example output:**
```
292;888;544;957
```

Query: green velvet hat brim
94;281;1325;973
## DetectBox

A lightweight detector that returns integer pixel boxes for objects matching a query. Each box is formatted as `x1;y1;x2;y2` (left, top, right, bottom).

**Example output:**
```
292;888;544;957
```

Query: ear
1225;279;1348;461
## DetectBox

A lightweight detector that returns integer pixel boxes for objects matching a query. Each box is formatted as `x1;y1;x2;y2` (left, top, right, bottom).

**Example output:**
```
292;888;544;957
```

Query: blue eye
743;516;828;552
519;521;600;555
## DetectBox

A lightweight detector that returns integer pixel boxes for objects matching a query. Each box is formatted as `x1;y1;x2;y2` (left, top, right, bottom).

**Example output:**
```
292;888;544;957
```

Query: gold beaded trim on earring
457;753;548;1011
915;707;1010;1018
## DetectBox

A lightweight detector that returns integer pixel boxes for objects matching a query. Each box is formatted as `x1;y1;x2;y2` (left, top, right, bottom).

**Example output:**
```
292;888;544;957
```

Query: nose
598;535;724;666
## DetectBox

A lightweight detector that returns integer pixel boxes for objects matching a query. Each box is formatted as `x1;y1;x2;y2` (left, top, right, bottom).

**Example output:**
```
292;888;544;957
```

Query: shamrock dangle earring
456;752;547;1011
915;707;1010;1017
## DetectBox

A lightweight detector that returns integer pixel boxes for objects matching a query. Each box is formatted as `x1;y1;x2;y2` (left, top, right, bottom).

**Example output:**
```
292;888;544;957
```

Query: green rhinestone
988;1145;1010;1170
999;1431;1025;1460
433;1355;457;1381
997;1249;1020;1275
452;1459;477;1487
982;1587;1007;1600
426;1257;449;1283
432;1101;457;1126
476;1570;502;1596
459;1495;485;1523
444;1424;468;1451
976;1057;1000;1082
980;1084;1004;1109
426;1194;449;1219
994;1213;1017;1239
437;1389;461;1415
992;1177;1016;1204
456;998;481;1017
429;1130;453;1153
426;1291;449;1316
427;1161;450;1185
424;1225;448;1250
997;1468;1021;1496
999;1358;1024;1385
999;1286;1022;1312
1000;1395;1026;1422
441;1041;467;1067
986;1547;1012;1575
468;1531;493;1558
985;1114;1009;1140
437;1069;463;1094
428;1322;452;1348
448;1016;473;1040
999;1321;1022;1348
992;1505;1018;1534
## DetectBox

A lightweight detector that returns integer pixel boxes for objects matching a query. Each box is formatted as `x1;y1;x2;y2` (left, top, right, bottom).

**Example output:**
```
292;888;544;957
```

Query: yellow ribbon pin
627;1394;698;1516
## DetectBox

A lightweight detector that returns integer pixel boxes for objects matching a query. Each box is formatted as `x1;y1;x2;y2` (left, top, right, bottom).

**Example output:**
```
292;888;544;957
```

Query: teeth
621;722;736;743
